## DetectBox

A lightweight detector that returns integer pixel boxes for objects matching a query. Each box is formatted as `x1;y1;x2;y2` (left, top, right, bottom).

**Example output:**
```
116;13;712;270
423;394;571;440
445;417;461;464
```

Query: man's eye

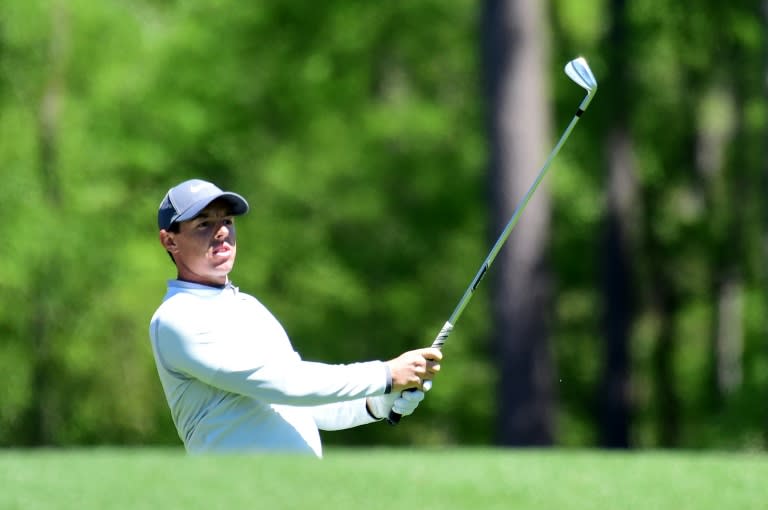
198;221;210;228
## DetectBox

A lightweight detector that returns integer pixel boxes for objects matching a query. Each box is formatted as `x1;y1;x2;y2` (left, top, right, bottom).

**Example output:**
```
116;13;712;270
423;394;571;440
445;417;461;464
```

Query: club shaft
436;105;589;345
388;89;596;425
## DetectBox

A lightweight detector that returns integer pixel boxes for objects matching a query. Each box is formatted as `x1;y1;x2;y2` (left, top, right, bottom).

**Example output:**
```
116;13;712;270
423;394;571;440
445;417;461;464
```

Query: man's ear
159;230;178;253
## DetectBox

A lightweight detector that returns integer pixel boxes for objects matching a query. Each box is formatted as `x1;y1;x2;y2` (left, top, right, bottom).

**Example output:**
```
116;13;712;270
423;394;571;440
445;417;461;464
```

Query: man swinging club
148;179;442;457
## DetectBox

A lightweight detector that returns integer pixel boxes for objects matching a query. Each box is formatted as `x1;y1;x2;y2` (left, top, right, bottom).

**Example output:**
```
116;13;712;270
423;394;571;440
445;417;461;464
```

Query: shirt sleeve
310;399;379;430
151;306;391;406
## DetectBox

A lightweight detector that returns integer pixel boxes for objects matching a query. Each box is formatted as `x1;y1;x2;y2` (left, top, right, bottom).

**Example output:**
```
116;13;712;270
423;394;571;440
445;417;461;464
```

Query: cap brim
173;192;249;224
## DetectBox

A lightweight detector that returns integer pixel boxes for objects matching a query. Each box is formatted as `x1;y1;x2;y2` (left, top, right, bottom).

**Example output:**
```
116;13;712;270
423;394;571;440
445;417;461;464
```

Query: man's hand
367;390;426;420
386;348;442;393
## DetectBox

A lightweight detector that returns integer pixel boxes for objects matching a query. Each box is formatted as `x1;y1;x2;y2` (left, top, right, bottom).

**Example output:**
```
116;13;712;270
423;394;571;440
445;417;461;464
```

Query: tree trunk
598;0;636;449
27;1;68;445
714;273;743;396
651;287;680;447
481;0;555;446
599;130;636;448
762;0;768;445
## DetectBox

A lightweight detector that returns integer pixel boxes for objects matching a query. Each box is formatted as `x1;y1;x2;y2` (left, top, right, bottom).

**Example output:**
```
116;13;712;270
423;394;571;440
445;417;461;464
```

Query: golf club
388;56;598;425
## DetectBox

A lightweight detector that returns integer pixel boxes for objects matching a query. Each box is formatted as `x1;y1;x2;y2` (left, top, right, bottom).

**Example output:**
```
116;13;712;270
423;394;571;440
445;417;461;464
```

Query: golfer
149;179;442;457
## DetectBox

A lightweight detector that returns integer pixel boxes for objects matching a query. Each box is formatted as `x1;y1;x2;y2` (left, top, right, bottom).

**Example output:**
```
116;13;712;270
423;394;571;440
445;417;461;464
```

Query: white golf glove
367;389;426;420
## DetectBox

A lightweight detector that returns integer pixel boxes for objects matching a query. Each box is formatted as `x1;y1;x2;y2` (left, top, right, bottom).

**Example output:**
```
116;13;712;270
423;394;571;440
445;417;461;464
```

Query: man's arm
310;391;427;430
309;399;378;431
151;303;440;406
153;316;391;405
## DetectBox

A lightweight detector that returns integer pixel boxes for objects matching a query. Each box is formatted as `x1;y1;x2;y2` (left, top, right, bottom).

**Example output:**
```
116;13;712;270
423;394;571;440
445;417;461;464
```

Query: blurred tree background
0;0;765;451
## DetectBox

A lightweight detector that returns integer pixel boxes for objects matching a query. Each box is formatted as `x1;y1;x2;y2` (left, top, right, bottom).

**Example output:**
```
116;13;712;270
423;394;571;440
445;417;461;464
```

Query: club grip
386;408;403;425
387;323;451;426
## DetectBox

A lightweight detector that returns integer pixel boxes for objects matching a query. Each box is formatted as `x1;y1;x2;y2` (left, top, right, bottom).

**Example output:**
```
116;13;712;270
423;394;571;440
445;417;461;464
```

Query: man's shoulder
150;289;204;326
160;287;209;311
150;293;211;347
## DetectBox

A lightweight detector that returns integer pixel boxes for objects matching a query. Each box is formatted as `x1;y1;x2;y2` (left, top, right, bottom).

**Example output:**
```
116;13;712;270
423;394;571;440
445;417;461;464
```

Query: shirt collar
167;279;239;295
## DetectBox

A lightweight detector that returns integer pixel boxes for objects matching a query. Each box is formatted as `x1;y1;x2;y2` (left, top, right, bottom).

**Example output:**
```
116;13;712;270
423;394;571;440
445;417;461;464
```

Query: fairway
1;447;766;510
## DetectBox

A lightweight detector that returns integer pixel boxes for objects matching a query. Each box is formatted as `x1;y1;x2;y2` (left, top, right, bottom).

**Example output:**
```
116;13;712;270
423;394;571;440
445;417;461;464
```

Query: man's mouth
212;243;232;256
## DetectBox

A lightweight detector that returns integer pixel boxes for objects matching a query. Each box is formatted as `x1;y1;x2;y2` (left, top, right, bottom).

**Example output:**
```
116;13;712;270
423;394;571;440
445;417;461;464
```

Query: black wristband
365;399;381;420
384;365;392;394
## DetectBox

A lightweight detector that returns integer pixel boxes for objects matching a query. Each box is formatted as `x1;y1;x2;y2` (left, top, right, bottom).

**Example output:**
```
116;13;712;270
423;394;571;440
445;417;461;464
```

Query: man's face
159;199;237;286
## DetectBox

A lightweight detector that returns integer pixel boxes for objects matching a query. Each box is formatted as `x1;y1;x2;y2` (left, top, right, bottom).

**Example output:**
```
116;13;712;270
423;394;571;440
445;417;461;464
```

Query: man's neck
177;276;229;289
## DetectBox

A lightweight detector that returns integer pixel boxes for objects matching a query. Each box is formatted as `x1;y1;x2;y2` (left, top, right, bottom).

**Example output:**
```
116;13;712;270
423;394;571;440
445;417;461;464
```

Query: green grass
1;447;766;509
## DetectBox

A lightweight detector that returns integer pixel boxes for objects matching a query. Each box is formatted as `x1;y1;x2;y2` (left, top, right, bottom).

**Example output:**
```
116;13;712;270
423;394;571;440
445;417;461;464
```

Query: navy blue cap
157;179;249;230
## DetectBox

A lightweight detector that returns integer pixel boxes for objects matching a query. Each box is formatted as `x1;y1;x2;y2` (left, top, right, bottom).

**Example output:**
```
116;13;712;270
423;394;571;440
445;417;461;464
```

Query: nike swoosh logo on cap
189;183;207;193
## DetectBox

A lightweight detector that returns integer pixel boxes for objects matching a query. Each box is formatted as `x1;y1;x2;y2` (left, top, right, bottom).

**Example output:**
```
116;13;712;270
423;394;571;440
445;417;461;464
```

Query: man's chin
212;258;235;275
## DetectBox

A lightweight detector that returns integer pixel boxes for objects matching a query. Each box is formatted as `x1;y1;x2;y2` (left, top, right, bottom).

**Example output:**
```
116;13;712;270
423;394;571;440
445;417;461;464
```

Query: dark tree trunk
652;287;681;447
762;0;768;446
26;2;68;445
598;0;635;449
481;0;556;446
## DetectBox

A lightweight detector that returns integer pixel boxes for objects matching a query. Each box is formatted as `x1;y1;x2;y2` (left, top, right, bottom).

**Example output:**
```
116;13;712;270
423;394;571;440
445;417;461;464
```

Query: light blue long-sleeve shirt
149;280;391;457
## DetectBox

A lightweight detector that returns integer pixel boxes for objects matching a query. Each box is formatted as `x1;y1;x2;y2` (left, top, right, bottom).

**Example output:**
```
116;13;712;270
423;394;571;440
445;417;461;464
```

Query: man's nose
214;223;230;239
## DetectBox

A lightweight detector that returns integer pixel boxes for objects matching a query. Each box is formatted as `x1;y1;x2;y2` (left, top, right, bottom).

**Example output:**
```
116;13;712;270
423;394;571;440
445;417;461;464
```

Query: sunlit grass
2;447;766;510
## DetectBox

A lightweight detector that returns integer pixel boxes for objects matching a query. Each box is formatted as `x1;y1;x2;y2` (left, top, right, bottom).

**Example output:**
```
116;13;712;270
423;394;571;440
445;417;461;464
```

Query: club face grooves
565;57;597;93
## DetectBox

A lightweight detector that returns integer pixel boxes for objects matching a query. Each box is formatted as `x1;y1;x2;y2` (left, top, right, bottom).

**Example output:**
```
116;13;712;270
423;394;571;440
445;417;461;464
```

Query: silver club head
565;57;597;94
